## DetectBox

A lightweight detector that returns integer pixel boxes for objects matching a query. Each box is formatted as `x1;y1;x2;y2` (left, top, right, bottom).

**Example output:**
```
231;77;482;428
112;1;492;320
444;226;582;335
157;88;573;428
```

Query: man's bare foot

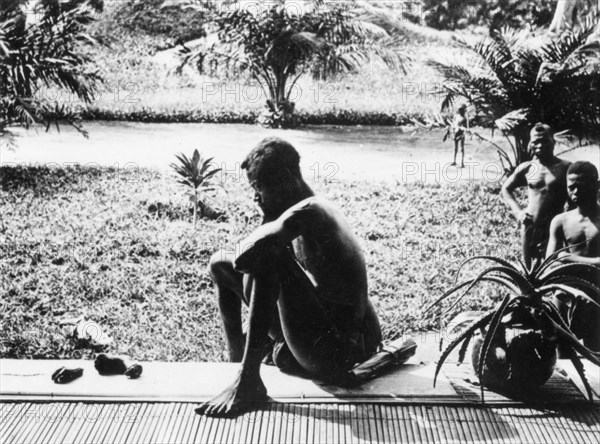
195;371;268;417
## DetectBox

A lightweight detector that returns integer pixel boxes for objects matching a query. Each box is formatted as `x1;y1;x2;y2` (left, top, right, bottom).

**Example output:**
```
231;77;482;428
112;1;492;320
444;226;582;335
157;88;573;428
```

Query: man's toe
195;403;209;415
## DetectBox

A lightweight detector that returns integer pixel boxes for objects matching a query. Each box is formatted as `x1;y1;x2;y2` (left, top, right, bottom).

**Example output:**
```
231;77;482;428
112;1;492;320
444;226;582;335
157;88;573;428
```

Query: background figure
451;103;469;168
546;161;600;352
501;123;571;268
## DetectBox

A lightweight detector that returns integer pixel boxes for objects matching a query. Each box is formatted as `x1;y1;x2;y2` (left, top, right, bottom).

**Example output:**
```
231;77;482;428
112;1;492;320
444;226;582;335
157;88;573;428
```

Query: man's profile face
250;180;286;220
567;173;597;206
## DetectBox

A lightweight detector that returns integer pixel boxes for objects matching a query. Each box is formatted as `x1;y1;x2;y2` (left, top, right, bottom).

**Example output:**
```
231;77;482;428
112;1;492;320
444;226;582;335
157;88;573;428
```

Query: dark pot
471;327;557;389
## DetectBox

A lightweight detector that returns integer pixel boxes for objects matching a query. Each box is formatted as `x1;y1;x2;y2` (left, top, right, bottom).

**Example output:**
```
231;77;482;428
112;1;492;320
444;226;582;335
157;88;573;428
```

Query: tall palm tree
173;0;408;127
430;19;600;173
0;0;102;145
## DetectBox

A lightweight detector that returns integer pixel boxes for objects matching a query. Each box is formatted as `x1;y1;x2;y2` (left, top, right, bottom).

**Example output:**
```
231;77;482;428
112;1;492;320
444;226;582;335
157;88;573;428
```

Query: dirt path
1;122;598;184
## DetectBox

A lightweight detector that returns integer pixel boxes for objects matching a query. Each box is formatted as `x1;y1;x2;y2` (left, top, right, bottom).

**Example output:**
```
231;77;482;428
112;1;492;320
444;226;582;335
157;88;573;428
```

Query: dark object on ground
94;354;128;375
340;338;417;387
125;364;143;379
52;367;83;384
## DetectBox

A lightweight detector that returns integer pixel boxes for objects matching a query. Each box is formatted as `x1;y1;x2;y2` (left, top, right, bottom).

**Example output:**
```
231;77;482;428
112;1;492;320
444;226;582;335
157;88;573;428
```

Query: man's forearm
560;253;600;266
501;189;523;218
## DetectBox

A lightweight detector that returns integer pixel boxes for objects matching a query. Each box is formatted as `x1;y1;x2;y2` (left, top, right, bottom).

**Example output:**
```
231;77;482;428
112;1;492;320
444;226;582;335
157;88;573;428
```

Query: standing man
451;103;469;168
501;123;571;268
546;161;600;351
198;137;382;417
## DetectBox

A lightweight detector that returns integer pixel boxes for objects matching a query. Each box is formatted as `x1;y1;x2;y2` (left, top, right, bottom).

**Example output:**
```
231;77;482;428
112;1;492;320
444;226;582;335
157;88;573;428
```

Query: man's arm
557;253;600;266
501;162;531;223
546;214;565;259
234;199;317;273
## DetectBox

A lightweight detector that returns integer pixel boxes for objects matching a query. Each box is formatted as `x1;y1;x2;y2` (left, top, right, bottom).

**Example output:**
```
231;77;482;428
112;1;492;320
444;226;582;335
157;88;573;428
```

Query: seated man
197;137;382;417
546;161;600;352
501;123;571;268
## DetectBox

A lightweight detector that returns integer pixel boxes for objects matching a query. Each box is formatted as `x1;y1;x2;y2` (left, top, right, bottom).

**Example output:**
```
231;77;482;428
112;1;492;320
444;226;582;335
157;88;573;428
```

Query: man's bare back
198;138;381;417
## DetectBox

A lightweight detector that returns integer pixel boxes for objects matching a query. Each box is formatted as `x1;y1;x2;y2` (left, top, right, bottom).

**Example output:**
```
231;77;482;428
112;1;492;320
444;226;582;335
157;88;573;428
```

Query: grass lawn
0;165;521;361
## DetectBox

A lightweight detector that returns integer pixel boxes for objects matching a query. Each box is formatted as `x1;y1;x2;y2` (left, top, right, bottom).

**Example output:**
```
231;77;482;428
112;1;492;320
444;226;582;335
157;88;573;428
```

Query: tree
0;0;103;146
548;0;600;39
167;0;408;128
430;21;600;174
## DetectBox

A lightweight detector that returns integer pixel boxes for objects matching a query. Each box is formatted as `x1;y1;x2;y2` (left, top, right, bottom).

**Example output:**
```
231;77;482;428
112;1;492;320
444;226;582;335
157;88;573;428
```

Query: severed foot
195;371;268;417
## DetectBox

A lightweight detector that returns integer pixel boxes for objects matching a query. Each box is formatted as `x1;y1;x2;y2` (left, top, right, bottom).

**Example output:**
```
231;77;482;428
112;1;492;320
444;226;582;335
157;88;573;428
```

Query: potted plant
428;252;600;400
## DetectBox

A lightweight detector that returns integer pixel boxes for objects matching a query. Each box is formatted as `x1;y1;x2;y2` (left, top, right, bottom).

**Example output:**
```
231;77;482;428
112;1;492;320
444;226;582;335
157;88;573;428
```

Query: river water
1;122;598;184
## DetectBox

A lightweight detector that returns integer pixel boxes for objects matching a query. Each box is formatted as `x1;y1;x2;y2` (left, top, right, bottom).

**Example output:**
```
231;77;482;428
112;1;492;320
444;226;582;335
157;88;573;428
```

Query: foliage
114;0;207;45
429;254;600;400
170;0;408;127
419;0;556;30
1;164;517;361
430;21;600;173
0;0;102;144
171;149;222;227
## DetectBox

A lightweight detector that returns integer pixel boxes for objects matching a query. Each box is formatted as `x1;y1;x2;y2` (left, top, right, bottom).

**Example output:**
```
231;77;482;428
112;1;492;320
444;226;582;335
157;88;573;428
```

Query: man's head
529;123;555;161
566;161;599;208
241;137;304;219
458;103;467;115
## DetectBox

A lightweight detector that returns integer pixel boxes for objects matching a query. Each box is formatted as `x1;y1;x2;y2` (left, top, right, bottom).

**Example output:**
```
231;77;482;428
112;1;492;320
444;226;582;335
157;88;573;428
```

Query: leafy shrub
113;0;207;45
420;0;556;30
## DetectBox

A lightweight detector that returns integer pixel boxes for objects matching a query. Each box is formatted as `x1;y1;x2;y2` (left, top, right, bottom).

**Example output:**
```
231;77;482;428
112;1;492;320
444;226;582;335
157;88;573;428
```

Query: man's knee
208;250;235;283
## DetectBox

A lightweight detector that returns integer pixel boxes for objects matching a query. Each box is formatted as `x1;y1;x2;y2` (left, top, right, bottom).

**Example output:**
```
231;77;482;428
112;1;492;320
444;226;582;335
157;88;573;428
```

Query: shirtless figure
501;123;571;268
197;138;382;417
451;103;469;168
546;161;600;351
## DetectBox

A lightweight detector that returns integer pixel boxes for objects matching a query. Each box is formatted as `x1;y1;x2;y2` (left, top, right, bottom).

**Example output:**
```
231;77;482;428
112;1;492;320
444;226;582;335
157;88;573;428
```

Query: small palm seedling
170;149;221;227
427;250;600;401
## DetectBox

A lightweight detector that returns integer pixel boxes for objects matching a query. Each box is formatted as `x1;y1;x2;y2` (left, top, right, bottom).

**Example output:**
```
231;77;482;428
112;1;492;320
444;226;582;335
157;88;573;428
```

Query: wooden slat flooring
1;401;598;444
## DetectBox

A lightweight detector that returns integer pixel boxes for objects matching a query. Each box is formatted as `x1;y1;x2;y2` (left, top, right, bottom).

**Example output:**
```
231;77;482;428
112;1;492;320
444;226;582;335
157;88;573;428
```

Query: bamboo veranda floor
2;343;599;444
2;401;600;444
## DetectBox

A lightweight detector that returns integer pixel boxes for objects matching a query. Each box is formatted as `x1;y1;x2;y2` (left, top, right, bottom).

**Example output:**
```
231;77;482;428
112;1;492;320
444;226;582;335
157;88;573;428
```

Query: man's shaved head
241;138;301;187
568;161;599;182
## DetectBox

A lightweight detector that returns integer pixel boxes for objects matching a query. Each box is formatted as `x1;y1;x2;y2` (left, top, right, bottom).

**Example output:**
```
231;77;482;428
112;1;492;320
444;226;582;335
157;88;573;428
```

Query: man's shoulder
557;157;572;170
291;196;335;212
514;160;534;174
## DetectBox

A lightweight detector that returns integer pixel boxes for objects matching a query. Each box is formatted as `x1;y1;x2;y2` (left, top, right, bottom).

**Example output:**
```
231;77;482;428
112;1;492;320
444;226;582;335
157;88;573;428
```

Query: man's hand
234;222;283;274
195;370;268;417
517;210;533;225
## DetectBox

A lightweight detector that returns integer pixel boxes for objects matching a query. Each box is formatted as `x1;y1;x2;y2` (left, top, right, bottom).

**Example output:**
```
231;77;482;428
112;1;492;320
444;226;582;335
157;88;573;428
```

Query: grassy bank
0;165;520;361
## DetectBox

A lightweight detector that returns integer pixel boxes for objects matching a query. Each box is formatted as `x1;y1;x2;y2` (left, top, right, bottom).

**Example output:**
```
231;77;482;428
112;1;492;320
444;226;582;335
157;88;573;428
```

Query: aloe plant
170;149;221;227
428;250;600;401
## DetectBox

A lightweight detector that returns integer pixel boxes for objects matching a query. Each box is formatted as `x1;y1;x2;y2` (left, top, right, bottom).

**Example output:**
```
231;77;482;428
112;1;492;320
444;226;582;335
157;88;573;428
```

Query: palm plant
428;251;600;401
168;0;407;128
170;149;221;227
430;18;600;174
0;0;102;146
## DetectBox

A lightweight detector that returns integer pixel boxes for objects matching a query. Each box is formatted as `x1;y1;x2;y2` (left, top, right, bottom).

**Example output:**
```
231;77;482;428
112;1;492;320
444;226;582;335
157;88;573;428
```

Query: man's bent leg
196;270;280;417
209;251;246;362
